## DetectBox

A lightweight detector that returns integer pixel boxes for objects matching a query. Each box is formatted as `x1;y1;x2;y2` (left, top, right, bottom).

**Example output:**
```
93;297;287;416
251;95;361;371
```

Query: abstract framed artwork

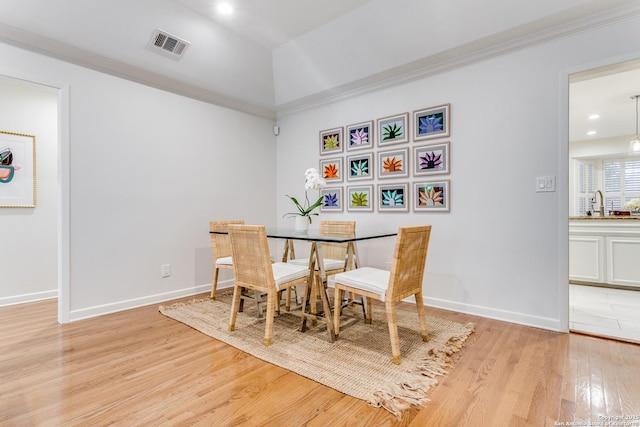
377;112;409;147
377;148;409;179
377;182;409;212
320;187;344;212
0;130;36;208
413;180;450;212
346;120;374;151
346;152;373;181
346;185;374;212
413;104;450;141
413;142;450;176
319;127;344;155
319;157;344;183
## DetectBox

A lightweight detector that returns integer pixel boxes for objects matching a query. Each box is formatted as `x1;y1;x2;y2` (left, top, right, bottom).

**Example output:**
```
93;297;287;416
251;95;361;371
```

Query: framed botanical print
319;127;344;155
377;148;409;179
377;112;409;146
320;187;344;212
346;120;374;151
413;142;450;176
413;180;450;212
346;185;374;212
0;130;36;208
319;157;344;183
377;182;409;212
413;104;450;141
346;152;373;181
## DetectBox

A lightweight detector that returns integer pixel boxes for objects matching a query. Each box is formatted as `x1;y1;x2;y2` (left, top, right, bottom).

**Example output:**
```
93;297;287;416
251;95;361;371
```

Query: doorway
568;59;640;343
0;72;69;323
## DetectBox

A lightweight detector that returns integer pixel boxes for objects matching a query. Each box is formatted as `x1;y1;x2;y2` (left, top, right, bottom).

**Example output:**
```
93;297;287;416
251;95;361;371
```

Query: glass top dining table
210;225;398;342
260;227;397;242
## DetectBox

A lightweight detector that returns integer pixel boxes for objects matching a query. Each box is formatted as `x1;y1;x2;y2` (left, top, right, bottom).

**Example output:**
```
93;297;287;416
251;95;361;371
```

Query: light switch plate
536;175;556;192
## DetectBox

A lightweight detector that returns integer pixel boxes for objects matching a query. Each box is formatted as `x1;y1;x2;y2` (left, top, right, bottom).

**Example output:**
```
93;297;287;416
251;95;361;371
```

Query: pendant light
630;95;640;155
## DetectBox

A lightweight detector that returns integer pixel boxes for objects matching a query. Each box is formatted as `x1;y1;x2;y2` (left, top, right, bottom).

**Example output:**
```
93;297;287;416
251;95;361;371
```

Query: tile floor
570;283;640;343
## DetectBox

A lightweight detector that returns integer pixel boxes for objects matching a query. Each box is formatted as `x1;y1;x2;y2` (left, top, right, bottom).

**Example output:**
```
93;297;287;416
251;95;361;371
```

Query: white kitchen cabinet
569;219;640;288
606;236;640;287
569;235;605;283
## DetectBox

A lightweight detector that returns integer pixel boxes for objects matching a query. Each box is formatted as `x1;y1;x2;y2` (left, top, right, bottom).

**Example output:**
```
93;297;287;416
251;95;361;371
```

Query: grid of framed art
317;104;451;213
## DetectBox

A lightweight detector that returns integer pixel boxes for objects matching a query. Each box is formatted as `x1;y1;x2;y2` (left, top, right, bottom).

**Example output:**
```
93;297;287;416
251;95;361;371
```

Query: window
604;158;640;210
576;160;595;216
576;158;640;215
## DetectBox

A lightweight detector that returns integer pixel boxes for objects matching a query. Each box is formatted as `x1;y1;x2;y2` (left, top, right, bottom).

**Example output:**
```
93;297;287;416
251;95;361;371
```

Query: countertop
570;216;640;220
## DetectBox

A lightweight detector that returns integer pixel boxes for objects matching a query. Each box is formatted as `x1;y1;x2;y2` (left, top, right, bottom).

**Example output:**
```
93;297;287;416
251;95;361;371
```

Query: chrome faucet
593;190;605;216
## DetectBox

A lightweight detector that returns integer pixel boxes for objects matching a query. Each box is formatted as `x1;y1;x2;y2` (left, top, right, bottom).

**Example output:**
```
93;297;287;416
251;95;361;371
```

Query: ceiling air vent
148;29;189;59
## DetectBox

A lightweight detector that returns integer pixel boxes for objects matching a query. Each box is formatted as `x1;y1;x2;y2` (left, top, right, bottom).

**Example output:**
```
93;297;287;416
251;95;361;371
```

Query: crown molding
276;1;640;118
0;22;277;120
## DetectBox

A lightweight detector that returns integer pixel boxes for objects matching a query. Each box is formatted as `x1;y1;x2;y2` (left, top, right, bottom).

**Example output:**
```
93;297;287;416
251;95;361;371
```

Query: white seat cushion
215;256;233;266
332;267;390;301
289;257;345;271
271;262;309;291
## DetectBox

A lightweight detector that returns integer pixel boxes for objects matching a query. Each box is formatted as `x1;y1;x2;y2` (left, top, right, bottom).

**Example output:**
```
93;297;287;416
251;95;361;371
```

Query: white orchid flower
305;175;326;190
284;167;326;224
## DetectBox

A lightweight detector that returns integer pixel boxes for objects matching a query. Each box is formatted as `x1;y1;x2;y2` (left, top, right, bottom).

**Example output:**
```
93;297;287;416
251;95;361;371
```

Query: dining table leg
341;242;367;322
281;239;299;311
299;242;335;342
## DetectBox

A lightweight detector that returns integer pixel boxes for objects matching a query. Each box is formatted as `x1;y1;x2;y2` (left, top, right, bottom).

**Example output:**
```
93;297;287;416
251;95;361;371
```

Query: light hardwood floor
1;295;639;426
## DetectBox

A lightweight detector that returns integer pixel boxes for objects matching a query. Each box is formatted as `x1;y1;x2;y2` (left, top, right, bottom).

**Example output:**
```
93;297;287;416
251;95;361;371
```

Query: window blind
604;158;640;210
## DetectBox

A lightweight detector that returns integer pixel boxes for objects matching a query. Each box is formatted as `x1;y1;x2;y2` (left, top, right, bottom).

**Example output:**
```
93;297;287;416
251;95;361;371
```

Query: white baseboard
0;290;58;307
9;281;561;332
69;280;234;322
423;296;562;332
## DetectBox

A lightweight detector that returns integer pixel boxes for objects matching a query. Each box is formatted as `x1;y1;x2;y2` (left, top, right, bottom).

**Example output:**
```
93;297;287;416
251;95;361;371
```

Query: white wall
0;77;58;305
276;15;640;331
0;42;277;320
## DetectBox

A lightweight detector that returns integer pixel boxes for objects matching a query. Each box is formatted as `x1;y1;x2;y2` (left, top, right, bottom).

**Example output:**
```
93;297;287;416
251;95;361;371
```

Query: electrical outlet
161;264;171;278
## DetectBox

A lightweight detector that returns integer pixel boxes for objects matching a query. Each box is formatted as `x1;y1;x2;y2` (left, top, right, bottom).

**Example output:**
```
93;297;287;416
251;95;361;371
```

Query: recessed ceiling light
588;114;600;120
217;2;233;15
587;130;597;135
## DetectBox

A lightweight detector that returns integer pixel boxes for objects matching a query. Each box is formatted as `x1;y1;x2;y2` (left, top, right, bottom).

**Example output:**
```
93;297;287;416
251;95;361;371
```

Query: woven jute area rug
159;292;474;419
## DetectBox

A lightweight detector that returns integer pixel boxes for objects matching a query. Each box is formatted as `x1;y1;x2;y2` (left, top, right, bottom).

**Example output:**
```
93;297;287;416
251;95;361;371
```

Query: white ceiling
0;0;639;126
570;61;640;142
176;0;374;49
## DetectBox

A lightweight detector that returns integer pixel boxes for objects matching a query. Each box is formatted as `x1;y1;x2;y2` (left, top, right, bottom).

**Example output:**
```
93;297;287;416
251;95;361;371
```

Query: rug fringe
369;322;475;420
370;382;431;420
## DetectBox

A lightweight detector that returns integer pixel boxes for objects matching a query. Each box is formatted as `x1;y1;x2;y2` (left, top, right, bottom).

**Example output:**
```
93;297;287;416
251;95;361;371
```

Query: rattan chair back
209;220;244;298
228;224;275;293
209;220;244;262
319;220;355;269
386;225;432;302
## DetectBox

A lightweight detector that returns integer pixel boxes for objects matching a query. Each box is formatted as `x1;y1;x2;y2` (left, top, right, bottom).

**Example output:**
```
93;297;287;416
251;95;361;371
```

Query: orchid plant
285;168;326;224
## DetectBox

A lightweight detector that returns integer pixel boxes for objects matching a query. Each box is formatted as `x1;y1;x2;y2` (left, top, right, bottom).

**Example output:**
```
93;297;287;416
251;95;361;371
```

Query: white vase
294;215;309;232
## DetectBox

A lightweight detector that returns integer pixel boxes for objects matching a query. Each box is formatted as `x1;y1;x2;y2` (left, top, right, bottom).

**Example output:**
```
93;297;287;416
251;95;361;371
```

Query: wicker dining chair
209;220;244;299
332;225;432;364
228;224;310;346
